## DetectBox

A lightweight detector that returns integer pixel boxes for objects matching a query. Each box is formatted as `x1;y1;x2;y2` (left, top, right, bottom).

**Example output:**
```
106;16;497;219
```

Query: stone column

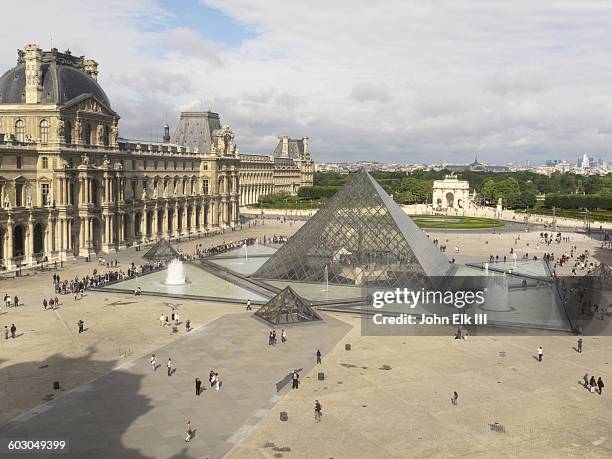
163;206;169;238
172;204;179;237
6;220;13;268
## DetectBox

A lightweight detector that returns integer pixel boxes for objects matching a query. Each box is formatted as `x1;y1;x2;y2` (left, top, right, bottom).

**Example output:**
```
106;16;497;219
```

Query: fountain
165;259;186;285
484;262;489;275
243;243;248;263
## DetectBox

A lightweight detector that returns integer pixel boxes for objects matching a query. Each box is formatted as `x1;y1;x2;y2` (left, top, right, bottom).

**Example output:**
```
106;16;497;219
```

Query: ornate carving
80;153;90;166
79;99;103;113
3;195;11;210
96;124;104;145
102;154;111;168
26;195;33;208
110;119;119;146
57;118;65;139
75;119;82;141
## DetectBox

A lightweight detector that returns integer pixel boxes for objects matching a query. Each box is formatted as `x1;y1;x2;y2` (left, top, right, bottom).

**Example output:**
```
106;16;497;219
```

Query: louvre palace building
0;44;314;268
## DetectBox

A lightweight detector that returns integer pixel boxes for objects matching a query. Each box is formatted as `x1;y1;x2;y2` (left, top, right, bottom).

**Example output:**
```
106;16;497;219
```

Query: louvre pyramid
254;169;452;288
143;239;180;262
255;286;322;325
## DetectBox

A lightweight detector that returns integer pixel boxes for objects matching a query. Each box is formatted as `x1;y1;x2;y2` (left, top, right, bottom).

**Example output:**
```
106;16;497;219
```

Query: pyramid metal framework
143;239;180;262
254;286;323;325
254;169;452;288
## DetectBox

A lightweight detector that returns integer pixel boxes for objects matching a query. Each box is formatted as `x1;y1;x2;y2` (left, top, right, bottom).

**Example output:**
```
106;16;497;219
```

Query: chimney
83;59;99;81
163;124;170;143
281;136;289;157
23;44;43;104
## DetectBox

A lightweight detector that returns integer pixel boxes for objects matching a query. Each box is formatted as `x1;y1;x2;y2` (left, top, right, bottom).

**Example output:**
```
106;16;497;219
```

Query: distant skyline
2;1;612;164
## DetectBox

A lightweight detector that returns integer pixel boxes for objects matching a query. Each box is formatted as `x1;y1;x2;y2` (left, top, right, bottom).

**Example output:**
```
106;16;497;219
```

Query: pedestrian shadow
171;368;177;376
532;355;540;361
572;347;580;353
14;333;25;339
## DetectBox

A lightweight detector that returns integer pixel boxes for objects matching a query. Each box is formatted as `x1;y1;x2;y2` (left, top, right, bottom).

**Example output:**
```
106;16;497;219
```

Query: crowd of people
193;237;258;258
51;261;165;297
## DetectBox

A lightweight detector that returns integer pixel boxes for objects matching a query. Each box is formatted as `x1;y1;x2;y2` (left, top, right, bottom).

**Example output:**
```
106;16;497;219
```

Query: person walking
577;338;583;353
150;354;157;371
451;391;459;406
246;299;252;311
10;323;16;339
281;329;286;343
195;378;202;396
78;320;84;334
167;358;173;376
316;350;322;364
43;298;48;310
4;325;8;340
215;372;221;390
537;346;543;362
314;400;322;422
185;420;193;442
597;377;605;395
292;370;299;389
13;295;18;307
185;319;191;332
175;312;180;326
209;371;215;388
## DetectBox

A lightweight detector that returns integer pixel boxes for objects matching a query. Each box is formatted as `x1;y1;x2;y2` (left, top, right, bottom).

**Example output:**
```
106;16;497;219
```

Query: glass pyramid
254;286;322;325
143;239;180;262
253;169;452;288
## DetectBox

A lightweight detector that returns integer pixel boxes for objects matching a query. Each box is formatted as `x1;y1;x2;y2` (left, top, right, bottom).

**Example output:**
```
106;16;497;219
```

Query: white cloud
2;0;612;163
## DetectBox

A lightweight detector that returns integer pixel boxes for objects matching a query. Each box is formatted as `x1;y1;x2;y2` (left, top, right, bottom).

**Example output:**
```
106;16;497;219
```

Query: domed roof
0;48;110;107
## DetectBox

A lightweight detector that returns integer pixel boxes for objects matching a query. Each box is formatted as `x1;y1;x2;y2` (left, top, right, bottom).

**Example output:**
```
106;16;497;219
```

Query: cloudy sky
2;0;612;164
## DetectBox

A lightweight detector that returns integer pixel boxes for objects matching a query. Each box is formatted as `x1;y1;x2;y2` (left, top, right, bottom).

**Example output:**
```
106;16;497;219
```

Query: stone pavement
227;314;612;458
0;312;350;458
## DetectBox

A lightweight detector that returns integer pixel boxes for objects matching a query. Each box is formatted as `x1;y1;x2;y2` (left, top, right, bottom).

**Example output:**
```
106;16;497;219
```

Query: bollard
53;381;60;390
280;411;288;422
318;372;325;381
345;344;351;351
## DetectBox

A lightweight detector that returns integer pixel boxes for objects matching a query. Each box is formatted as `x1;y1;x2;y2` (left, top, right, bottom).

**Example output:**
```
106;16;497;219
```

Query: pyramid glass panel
253;170;452;288
255;286;322;325
143;239;180;262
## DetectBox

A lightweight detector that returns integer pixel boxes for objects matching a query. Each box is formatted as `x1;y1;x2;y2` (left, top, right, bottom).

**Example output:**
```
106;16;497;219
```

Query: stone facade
0;44;314;268
432;175;473;210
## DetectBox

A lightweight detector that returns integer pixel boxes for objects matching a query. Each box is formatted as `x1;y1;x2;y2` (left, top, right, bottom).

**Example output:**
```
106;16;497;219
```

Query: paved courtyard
0;312;350;458
1;214;611;458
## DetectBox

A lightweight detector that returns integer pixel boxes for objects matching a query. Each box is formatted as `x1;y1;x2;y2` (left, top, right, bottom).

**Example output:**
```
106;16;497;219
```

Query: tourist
43;298;48;310
165;315;169;327
590;376;597;393
246;299;252;311
185;319;191;332
185;420;193;442
54;296;59;308
597;377;605;395
577;338;583;353
281;329;287;343
272;329;277;345
451;391;459;406
49;298;54;308
314;400;322;422
537;346;543;362
10;323;16;339
159;313;165;326
268;331;273;346
316;350;322;364
195;378;202;396
150;354;157;371
78;320;84;333
4;325;8;340
167;358;173;376
13;295;18;307
175;312;180;326
209;371;215;388
292;370;299;389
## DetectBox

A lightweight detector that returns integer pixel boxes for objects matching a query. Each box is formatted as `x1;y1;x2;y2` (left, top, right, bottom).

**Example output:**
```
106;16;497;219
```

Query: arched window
42;156;49;169
65;121;72;144
15;119;25;142
84;123;91;145
40;119;49;144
